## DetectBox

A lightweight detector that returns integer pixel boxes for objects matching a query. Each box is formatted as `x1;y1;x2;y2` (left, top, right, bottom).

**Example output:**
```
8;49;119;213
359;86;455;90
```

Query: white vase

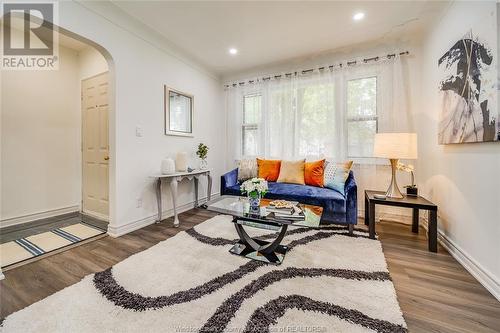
175;152;188;172
200;158;208;170
161;158;175;174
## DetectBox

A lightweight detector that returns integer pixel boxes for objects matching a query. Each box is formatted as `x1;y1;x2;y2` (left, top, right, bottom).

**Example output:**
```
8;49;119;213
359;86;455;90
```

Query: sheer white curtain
378;55;413;133
339;55;414;216
264;70;340;160
225;54;413;215
226;69;341;164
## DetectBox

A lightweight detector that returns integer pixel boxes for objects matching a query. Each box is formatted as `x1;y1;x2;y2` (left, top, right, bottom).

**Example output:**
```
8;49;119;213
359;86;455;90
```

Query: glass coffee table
205;195;323;265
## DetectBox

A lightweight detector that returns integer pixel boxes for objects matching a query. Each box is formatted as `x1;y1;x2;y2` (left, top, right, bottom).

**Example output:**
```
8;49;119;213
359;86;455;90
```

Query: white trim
0;205;80;228
0;269;4;280
357;208;412;221
420;218;500;302
81;210;110;222
107;193;220;238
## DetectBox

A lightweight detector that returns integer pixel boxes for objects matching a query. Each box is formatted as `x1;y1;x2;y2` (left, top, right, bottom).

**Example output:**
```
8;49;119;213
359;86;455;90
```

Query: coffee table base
231;218;289;265
229;240;288;265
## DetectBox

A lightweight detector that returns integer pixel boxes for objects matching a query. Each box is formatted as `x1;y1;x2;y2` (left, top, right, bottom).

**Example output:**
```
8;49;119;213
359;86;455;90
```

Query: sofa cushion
277;159;305;185
237;159;258;182
304;159;325;187
324;160;353;194
224;184;243;196
265;182;347;214
257;159;281;181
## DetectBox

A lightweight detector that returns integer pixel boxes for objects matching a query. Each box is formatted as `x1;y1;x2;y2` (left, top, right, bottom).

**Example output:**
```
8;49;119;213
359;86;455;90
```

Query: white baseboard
107;193;220;238
360;209;413;224
82;210;109;222
420;218;500;302
358;208;412;219
0;205;80;228
370;211;500;302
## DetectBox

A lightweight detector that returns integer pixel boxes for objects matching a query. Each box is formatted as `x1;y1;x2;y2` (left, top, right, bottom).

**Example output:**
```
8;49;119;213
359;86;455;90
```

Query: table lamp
373;133;417;199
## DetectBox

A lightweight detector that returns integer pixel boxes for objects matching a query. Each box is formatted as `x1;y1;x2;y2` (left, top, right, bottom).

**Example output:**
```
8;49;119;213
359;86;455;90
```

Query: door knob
104;156;110;161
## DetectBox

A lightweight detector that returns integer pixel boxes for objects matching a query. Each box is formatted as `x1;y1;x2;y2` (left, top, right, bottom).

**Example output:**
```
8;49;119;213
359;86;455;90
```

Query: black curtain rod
225;51;409;88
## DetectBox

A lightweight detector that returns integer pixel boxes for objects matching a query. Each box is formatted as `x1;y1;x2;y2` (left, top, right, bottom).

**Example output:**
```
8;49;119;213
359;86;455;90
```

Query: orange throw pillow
304;159;325;187
257;159;281;181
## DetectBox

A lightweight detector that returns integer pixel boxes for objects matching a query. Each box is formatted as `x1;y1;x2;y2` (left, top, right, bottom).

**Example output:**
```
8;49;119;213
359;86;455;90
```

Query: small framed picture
164;86;193;137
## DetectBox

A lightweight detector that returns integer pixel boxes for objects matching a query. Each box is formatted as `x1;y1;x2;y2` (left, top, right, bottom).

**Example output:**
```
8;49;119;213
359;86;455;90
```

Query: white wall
420;1;500;300
54;1;225;236
1;45;81;225
79;46;108;80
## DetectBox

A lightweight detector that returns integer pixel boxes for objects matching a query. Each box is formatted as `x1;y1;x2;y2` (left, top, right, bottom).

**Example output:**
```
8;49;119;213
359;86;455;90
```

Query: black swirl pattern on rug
242;294;407;333
93;229;345;310
184;228;236;246
199;267;391;333
185;226;312;246
94;260;264;311
185;225;371;247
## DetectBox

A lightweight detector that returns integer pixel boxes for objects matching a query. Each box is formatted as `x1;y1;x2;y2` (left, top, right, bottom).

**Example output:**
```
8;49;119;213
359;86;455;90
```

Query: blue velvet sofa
220;168;357;227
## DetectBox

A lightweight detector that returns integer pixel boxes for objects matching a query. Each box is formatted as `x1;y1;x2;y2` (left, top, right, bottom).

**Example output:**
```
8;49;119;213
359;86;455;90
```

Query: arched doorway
0;13;116;272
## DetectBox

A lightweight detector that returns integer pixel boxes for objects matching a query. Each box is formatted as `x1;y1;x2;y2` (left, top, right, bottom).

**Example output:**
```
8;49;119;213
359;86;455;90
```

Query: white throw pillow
237;159;258;182
323;160;353;194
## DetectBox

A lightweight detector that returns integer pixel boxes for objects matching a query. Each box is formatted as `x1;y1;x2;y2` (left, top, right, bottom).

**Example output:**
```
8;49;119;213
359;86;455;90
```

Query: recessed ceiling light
353;12;365;21
229;48;238;55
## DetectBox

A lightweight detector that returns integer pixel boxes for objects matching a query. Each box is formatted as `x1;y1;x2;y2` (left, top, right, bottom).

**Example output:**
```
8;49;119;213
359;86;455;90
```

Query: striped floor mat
0;223;105;268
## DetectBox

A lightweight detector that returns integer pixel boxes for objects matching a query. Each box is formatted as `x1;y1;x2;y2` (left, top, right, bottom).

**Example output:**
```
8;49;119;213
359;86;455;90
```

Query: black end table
365;190;438;252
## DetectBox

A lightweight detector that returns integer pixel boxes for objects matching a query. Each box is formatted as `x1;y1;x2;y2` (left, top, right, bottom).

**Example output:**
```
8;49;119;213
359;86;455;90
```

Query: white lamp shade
373;133;418;159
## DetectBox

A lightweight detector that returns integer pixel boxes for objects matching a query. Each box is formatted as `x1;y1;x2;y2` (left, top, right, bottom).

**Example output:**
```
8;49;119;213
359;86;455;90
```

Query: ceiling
112;1;449;76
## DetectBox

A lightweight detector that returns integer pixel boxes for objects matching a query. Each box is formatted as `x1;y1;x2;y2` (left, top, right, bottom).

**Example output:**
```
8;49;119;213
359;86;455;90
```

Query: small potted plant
240;178;268;214
397;162;418;196
196;143;209;169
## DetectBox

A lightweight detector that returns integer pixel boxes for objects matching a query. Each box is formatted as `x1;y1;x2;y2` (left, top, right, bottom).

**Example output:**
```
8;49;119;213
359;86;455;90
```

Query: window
242;94;261;156
296;83;334;157
347;77;377;158
236;74;379;161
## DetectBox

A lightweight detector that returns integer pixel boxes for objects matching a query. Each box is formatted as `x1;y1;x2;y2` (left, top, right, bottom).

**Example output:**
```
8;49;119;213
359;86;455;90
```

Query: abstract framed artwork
498;2;500;140
438;12;499;144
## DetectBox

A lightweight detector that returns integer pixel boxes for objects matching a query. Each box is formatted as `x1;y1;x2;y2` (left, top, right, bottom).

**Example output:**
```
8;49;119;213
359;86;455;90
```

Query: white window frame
345;74;380;164
242;93;261;157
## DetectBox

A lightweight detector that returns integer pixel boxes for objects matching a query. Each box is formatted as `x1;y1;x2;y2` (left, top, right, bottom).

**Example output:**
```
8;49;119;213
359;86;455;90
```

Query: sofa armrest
344;170;358;224
220;168;238;195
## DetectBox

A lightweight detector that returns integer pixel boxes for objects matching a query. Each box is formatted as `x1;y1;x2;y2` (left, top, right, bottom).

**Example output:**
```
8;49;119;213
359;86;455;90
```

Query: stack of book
266;202;305;221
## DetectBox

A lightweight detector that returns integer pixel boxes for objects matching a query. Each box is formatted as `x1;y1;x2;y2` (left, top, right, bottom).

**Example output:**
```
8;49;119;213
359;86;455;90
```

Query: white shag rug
1;215;407;333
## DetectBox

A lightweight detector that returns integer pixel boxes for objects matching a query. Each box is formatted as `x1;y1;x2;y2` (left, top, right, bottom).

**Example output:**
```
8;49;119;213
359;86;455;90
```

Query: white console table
152;169;212;227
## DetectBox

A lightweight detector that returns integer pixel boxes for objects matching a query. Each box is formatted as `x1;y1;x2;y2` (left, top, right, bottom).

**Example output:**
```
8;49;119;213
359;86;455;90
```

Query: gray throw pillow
237;159;258;182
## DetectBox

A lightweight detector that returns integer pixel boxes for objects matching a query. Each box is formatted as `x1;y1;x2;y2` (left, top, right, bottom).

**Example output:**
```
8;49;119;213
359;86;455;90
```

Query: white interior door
82;72;109;220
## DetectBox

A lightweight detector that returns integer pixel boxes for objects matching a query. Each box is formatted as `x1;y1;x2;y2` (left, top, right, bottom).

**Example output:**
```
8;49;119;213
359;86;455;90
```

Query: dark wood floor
1;212;108;244
1;208;500;332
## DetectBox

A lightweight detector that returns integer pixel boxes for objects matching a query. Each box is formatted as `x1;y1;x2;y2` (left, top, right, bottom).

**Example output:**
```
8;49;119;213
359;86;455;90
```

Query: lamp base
386;159;404;199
